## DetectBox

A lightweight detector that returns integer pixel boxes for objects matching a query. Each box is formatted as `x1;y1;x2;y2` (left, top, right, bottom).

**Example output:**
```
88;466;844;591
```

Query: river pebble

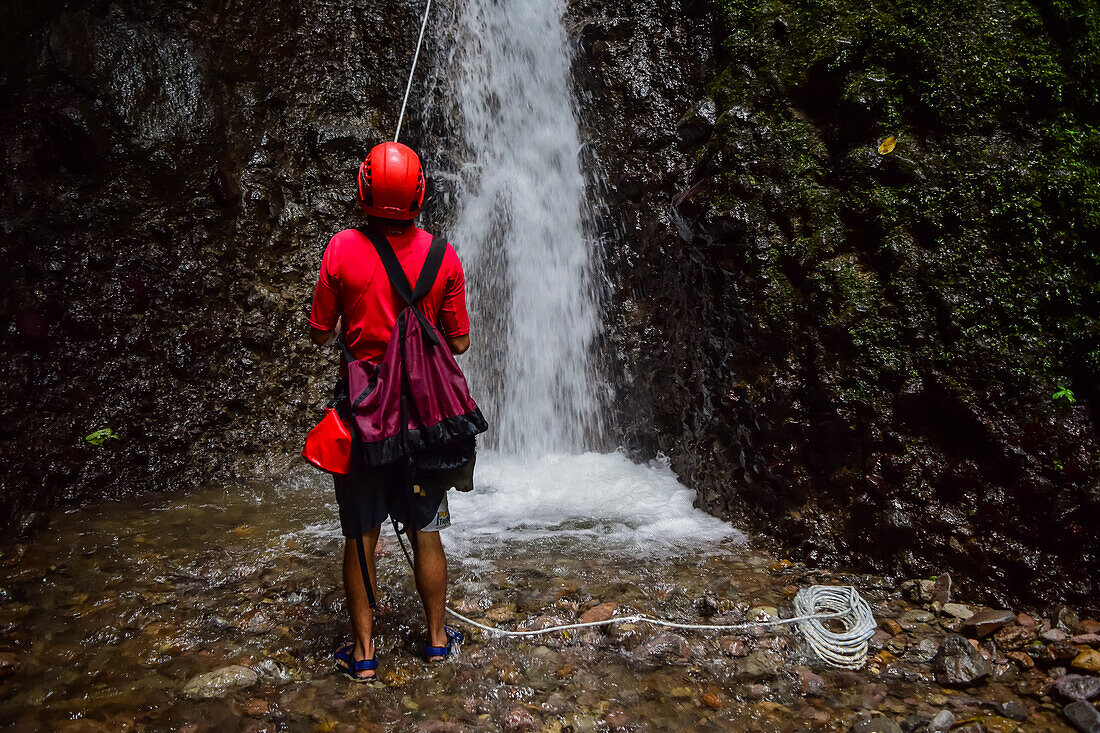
579;601;617;624
0;653;20;678
1072;649;1100;673
254;658;293;684
626;632;690;671
1056;675;1100;702
738;649;784;679
1064;700;1100;733
943;603;976;620
1078;620;1100;635
928;708;956;731
181;665;259;699
932;635;992;686
962;609;1016;637
851;716;902;733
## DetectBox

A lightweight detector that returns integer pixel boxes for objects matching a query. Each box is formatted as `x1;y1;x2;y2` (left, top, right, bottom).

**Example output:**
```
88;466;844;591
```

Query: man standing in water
308;142;471;681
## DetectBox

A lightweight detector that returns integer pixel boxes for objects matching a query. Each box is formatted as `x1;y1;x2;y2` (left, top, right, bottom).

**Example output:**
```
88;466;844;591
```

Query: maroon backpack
342;226;487;472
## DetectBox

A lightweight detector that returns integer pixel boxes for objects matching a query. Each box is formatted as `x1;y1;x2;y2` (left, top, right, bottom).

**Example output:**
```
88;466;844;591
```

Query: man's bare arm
447;334;470;355
310;317;342;347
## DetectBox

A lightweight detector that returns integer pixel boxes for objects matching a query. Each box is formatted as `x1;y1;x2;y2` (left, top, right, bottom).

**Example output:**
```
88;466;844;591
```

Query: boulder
932;635;992;686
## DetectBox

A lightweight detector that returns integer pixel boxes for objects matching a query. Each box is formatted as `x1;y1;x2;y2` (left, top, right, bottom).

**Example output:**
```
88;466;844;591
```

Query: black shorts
333;463;451;538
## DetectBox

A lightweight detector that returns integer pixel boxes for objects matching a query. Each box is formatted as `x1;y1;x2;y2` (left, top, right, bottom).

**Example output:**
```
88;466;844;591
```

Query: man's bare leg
343;525;382;678
409;530;448;660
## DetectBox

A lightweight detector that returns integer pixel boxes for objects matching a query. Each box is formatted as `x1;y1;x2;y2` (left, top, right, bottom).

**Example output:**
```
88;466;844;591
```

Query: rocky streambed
1;461;1098;732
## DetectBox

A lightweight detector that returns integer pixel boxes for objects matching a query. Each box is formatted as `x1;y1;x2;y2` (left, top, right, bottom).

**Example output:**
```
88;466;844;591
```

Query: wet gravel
0;463;1091;731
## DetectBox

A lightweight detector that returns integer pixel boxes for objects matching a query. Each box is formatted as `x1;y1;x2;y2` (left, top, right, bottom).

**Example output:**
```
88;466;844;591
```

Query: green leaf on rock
85;428;119;446
1052;386;1077;404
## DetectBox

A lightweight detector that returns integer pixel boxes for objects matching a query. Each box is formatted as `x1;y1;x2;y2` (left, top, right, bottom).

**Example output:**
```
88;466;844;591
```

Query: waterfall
439;0;603;457
421;0;737;550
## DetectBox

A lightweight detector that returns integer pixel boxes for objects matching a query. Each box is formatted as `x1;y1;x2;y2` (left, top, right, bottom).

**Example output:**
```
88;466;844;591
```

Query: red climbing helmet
357;142;425;220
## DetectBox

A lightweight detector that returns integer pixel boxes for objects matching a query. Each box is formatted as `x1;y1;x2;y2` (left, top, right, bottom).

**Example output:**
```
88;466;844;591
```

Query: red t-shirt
309;226;470;364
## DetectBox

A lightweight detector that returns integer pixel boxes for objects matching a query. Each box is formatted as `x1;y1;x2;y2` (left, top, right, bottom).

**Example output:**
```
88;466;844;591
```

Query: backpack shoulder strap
410;236;447;303
358;226;414;305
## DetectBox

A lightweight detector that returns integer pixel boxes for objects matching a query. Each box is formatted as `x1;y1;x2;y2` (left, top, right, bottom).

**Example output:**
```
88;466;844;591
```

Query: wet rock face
0;1;424;518
577;0;1100;608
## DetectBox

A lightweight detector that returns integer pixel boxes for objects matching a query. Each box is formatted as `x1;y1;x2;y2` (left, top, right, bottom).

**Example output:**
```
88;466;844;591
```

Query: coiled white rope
792;585;877;669
441;585;874;669
393;0;433;143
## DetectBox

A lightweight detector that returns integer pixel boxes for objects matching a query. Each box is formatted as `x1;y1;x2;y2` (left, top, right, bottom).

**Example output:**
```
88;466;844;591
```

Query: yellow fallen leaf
878;135;897;154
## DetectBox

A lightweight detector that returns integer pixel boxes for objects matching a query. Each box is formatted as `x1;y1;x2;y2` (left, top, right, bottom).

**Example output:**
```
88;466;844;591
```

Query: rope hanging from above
394;0;434;143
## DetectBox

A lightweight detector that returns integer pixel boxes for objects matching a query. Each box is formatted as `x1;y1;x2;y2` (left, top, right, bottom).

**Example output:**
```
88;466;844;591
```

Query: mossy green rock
582;0;1099;606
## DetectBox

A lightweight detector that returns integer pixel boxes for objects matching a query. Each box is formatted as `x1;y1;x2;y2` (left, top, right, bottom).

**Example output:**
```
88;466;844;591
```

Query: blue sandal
334;644;378;682
424;626;463;662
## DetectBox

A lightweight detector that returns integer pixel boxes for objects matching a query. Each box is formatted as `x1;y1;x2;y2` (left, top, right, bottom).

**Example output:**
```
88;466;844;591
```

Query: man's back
309;225;470;363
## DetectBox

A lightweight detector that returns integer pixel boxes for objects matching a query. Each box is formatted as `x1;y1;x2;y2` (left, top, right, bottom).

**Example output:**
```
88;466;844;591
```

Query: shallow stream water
0;453;1071;731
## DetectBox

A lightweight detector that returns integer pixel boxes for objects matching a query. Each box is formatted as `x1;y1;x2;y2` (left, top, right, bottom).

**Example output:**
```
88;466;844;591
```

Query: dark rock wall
0;0;425;518
578;0;1100;610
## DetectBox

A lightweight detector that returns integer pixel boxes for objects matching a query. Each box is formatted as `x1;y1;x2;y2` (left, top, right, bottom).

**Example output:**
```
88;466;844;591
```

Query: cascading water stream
425;0;741;552
443;0;602;456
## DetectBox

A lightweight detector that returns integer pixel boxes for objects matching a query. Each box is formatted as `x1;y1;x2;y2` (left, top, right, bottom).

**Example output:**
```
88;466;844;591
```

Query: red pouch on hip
302;407;353;475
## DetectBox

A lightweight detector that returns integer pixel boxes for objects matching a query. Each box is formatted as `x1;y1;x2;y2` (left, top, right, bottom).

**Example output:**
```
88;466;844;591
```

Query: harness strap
357;226;448;308
411;237;447;303
335;335;356;365
358;226;447;349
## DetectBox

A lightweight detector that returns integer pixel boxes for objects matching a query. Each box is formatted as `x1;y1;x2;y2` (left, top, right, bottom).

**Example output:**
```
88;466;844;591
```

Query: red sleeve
308;238;340;331
438;246;470;338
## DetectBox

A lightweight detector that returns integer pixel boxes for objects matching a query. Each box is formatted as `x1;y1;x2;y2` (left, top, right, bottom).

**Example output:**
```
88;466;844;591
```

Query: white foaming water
444;452;742;559
447;0;601;455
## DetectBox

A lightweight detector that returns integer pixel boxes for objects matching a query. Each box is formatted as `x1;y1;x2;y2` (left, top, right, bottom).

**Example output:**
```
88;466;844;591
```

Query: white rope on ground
442;585;874;669
393;0;434;143
399;531;875;669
